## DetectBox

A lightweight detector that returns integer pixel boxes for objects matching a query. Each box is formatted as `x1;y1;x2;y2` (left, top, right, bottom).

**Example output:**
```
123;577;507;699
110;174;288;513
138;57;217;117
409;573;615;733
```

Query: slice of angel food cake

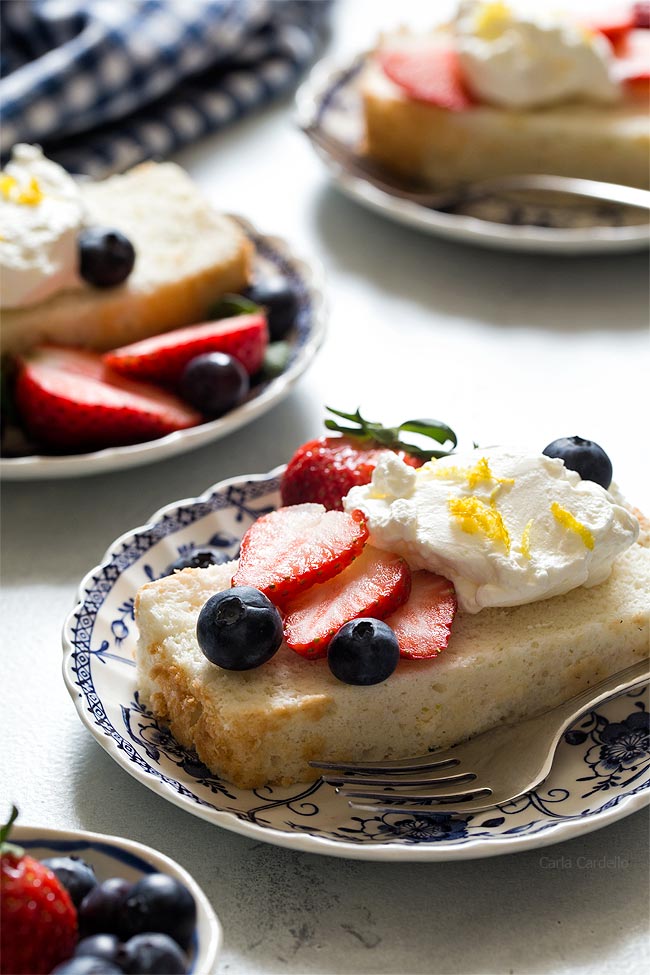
135;423;649;789
360;1;650;189
1;144;252;355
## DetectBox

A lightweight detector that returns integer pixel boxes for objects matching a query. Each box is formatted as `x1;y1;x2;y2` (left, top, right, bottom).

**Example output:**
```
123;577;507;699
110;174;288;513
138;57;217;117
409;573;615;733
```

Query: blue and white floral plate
1;218;326;481
14;824;222;973
62;469;650;861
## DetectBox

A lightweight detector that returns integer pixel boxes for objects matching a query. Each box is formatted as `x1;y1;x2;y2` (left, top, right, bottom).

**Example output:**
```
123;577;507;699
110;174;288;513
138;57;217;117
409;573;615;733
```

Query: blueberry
74;934;123;964
78;877;132;936
542;436;613;489
79;228;136;288
120;933;187;975
327;619;400;685
42;855;97;907
179;352;249;417
197;586;283;670
121;874;196;950
246;278;299;341
165;546;226;575
51;957;123;975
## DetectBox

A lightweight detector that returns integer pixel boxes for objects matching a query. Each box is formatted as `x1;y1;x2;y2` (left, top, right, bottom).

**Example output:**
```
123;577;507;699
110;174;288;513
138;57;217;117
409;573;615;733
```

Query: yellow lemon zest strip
474;2;511;39
520;519;533;560
467;456;493;489
551;502;595;550
0;173;44;205
448;495;511;552
0;173;17;198
419;457;514;492
366;489;388;501
19;176;44;205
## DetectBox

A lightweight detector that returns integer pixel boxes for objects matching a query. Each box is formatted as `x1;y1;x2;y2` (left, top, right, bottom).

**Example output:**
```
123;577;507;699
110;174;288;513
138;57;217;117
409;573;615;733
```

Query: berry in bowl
0;808;222;974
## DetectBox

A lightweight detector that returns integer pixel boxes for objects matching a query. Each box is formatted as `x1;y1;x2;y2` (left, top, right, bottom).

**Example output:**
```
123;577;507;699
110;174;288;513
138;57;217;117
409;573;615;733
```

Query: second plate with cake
1;217;326;480
295;51;650;255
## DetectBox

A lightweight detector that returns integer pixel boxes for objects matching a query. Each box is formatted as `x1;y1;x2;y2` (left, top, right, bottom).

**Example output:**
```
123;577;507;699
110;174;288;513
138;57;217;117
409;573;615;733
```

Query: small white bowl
13;824;223;974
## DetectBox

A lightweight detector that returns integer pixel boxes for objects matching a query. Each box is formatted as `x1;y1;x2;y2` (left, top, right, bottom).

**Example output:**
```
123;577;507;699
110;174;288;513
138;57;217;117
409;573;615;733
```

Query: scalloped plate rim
1;217;326;480
62;468;650;862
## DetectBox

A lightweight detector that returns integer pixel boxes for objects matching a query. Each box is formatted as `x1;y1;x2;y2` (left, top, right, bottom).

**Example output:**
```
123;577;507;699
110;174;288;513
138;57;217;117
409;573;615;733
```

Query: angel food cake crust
135;529;650;790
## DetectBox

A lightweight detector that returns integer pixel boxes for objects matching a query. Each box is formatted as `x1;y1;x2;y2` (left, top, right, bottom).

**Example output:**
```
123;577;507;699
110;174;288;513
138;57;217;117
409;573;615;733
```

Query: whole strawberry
280;407;457;510
1;807;78;974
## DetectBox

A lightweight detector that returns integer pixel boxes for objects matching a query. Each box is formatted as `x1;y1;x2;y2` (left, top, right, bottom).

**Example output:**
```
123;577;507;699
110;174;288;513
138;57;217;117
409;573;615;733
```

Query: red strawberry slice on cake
614;28;650;89
232;504;370;602
633;2;650;28
283;546;412;658
384;570;457;659
103;312;268;385
15;346;201;450
378;43;474;110
585;6;635;48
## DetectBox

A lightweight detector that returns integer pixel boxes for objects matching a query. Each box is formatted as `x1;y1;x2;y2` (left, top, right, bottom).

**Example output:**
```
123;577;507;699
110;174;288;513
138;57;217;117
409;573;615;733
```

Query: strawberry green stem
0;805;23;857
323;406;457;460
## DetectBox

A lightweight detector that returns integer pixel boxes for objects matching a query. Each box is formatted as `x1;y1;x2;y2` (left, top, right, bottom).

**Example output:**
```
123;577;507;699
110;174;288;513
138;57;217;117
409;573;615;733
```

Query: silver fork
309;659;649;815
302;123;650;213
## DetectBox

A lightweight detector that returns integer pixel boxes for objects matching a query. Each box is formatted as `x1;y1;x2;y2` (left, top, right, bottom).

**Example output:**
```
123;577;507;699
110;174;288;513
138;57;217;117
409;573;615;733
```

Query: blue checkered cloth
0;0;331;176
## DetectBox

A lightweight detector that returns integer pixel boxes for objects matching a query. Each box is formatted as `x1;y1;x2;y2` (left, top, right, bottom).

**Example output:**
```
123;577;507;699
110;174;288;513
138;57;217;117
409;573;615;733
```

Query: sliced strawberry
15;346;201;450
384;570;457;659
585;6;634;48
232;504;369;602
103;313;269;385
633;2;650;28
378;44;474;110
283;546;412;658
614;28;650;83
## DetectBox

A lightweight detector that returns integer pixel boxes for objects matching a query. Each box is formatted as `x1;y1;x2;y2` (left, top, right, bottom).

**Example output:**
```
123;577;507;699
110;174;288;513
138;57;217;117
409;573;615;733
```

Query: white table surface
2;2;649;973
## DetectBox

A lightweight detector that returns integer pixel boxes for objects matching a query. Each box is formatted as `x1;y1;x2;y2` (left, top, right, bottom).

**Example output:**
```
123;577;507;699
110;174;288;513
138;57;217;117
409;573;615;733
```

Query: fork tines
320;771;475;790
309;755;459;775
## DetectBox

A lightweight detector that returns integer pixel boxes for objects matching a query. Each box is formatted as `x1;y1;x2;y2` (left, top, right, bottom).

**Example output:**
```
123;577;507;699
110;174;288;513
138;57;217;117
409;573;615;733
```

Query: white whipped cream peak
343;447;639;614
1;144;86;308
453;1;622;109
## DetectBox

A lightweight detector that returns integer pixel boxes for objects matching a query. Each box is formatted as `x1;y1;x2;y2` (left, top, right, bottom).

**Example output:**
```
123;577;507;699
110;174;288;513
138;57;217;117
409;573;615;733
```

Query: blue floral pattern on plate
62;470;650;861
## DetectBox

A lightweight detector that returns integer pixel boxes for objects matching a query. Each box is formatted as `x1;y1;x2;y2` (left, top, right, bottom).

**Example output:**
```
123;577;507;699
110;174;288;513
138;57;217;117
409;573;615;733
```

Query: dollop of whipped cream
343;447;639;614
453;1;622;108
0;144;86;308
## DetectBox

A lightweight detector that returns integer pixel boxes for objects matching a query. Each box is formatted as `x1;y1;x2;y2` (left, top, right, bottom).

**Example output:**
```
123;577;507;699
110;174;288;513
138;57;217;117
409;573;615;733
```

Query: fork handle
547;658;649;734
468;175;650;210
